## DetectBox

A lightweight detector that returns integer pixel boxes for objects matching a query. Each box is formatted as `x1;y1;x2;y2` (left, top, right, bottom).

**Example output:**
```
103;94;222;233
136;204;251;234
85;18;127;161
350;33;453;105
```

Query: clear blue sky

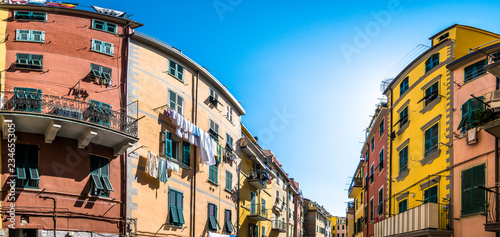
76;0;500;216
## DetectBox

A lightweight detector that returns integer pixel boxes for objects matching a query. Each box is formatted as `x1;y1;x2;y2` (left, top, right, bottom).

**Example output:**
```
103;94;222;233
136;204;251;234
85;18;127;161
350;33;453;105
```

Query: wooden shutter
462;168;473;214
472;165;485;213
177;192;185;224
170;191;179;224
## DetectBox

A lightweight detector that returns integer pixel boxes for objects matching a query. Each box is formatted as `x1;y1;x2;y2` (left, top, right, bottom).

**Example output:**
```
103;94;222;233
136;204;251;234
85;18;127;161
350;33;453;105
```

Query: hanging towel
176;127;183;138
167;160;175;171
198;131;215;165
146;152;158;179
175;112;183;127
172;163;180;172
157;158;168;183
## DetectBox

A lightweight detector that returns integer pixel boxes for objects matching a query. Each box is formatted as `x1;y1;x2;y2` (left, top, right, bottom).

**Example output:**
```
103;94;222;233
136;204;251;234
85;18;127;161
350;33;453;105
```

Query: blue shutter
165;130;172;158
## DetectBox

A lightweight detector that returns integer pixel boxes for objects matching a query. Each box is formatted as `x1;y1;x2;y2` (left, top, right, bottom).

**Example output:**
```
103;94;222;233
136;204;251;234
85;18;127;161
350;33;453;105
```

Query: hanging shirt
198;131;216;165
157;158;168;183
146;152;158;179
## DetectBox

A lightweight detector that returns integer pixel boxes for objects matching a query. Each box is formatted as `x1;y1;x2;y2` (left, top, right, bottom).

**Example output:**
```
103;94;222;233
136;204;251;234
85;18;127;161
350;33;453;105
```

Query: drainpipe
39;195;57;236
192;71;199;237
496;76;499;237
389;90;393;218
122;24;132;236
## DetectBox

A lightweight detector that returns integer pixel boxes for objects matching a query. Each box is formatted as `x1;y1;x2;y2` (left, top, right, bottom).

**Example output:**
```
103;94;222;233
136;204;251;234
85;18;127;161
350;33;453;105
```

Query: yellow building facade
376;25;500;237
239;125;276;237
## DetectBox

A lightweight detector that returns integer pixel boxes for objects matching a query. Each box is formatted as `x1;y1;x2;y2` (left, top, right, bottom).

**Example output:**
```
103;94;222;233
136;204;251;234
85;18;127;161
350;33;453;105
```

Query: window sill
396;168;409;182
421;149;440;166
460;211;485;218
13;40;46;43
90;49;114;57
224;188;233;194
90;27;117;35
168;72;184;83
420;97;441;114
166;157;191;170
14;66;43;72
396;121;409;136
14;19;46;22
207;179;219;186
166;224;183;229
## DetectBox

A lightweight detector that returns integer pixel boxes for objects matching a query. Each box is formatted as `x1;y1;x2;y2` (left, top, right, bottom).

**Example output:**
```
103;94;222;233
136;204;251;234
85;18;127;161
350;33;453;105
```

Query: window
15;144;39;188
399;106;408;128
371;137;374;152
262;198;266;215
378;149;384;171
209;163;218;184
169;60;184;81
262;226;265;237
88;100;112;127
377;188;383;214
208;203;220;231
91;39;114;55
89;155;112;197
209;119;220;141
168;90;184;115
399;146;408;173
424;82;438;106
379;119;384;137
400;76;409;95
425;53;439;73
13;87;42;112
164;130;191;166
370;164;374;183
225;170;232;191
16;53;43;70
424;123;438;156
90;64;112;84
14;11;46;21
438;32;449;41
462;164;485;215
226;105;233;122
423;185;438;204
225;209;233;233
464;59;487;83
16;29;44;42
458;97;484;132
226;133;233;151
169;189;185;226
92;19;117;34
209;88;219;107
370;198;374;220
399;199;408;213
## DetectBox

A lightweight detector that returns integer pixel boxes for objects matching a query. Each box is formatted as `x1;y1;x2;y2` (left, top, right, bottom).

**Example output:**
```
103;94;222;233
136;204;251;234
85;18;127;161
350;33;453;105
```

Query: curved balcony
0;91;138;156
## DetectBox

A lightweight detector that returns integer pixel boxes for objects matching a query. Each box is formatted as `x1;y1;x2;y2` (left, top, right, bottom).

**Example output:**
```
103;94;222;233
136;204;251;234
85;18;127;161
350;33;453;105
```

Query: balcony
485;52;500;78
272;219;286;232
347;201;355;215
0;91;138;156
483;186;500;232
348;177;363;198
374;202;452;237
248;203;270;221
273;199;284;213
248;177;267;189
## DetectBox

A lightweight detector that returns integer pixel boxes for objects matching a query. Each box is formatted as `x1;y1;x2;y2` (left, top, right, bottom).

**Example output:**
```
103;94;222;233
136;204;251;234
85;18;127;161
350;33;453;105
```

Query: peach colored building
125;32;244;237
447;42;500;237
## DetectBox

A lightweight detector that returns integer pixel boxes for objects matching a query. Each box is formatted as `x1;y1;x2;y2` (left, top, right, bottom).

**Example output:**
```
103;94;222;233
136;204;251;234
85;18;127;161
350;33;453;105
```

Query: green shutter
462;168;473;214
165;130;172;158
177;192;184;224
16;166;27;180
29;167;39;180
182;141;190;166
472;165;486;213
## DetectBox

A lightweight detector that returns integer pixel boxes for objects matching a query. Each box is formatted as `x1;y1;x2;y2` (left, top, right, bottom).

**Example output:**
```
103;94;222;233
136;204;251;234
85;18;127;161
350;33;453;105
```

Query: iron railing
347;201;355;215
0;91;138;136
348;177;363;195
249;203;269;219
484;186;499;224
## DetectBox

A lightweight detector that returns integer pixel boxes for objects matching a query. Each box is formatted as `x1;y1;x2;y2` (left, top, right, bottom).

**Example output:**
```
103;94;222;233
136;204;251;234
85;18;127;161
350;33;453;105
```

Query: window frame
423;185;438;204
89;155;112;197
424;81;439;106
15;29;45;42
464;59;487;83
425;53;439;73
226;133;233;151
208;203;220;231
399;106;408;128
226;104;233;123
209;163;219;184
91;39;114;56
16;53;43;70
15;144;39;189
168;59;184;82
168;89;184;116
461;164;486;215
225;209;233;233
91;19;117;34
400;76;409;96
378;148;384;171
458;97;484;132
379;119;384;137
225;170;232;192
209;88;219;107
398;199;408;213
14;11;47;21
209;118;220;141
399;146;408;173
424;123;439;157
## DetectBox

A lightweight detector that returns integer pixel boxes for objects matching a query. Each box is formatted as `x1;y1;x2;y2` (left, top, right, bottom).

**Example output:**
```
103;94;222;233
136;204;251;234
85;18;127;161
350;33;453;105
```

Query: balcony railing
272;219;286;232
483;186;500;232
347;201;355;215
273;199;284;212
0;91;138;136
374;202;452;237
248;203;270;221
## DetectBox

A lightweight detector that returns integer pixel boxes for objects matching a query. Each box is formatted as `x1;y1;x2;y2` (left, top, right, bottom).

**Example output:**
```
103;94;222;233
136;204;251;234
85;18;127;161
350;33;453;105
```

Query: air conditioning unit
491;90;500;110
467;127;478;145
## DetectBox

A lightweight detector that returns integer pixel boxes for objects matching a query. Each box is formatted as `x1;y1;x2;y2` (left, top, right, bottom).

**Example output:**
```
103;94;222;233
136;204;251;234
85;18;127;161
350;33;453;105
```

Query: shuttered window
423;185;438;204
399;107;408;128
209;163;218;184
398;199;407;213
15;144;39;188
92;19;117;34
424;82;439;106
16;53;43;70
91;39;114;55
399;146;408;173
208;203;219;231
169;60;184;81
425;53;439;73
458;97;484;132
225;209;233;233
169;189;184;226
225;170;232;191
14;11;46;21
168;90;184;115
89;155;112;197
400;76;409;95
462;164;486;215
464;59;487;83
424;123;438;157
16;29;45;42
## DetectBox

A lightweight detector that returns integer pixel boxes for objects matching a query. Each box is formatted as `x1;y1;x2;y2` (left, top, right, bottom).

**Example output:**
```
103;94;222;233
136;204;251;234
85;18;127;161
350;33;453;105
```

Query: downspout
389;90;393;218
236;151;240;237
192;70;199;237
122;24;132;236
496;76;499;237
39;195;56;236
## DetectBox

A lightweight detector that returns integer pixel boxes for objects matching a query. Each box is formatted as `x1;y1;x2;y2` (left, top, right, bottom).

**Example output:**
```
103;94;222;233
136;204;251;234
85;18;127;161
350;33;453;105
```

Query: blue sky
76;0;500;216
